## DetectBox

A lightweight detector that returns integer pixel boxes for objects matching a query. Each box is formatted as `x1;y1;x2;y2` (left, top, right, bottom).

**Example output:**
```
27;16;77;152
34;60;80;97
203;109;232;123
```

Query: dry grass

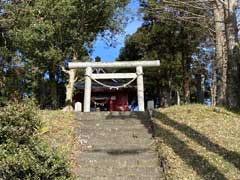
154;104;240;180
37;106;240;179
38;110;80;175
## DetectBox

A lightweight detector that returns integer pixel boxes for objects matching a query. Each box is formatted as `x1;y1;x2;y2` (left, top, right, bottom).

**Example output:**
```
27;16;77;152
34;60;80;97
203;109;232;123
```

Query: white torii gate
68;60;160;112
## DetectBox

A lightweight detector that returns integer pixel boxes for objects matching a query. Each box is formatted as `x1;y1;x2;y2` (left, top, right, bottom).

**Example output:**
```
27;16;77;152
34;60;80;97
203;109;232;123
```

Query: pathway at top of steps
73;111;163;180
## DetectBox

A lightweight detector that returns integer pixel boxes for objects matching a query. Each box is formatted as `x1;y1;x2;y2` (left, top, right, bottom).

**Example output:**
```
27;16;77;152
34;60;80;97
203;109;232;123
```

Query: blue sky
91;0;143;62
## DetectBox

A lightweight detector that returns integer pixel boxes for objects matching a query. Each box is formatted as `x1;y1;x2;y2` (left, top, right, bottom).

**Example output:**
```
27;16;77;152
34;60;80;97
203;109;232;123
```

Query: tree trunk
62;54;77;111
176;90;181;105
49;69;58;109
213;2;228;106
196;73;205;104
160;89;171;108
156;79;161;107
62;69;76;111
65;69;76;104
182;53;191;103
168;76;173;105
225;0;240;109
211;64;217;106
39;76;46;109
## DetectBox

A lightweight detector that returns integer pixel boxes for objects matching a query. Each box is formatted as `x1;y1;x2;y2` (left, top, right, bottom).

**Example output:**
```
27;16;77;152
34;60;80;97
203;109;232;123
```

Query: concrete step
78;124;147;130
78;137;153;145
77;158;160;168
75;151;158;161
79;137;154;147
80;143;155;152
76;118;150;126
77;129;153;139
77;175;163;180
77;124;152;132
73;111;162;179
75;111;149;121
77;166;161;177
77;127;153;137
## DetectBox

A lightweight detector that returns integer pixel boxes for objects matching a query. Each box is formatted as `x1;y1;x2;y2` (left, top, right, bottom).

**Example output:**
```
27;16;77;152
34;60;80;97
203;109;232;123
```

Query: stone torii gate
68;60;160;112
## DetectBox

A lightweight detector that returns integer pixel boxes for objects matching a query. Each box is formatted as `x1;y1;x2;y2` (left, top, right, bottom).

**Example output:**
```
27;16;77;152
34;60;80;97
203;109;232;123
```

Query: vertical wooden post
136;66;145;111
84;67;92;112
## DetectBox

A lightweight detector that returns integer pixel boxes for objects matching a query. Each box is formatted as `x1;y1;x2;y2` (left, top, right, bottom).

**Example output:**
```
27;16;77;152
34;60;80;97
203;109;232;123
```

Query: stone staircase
74;112;162;180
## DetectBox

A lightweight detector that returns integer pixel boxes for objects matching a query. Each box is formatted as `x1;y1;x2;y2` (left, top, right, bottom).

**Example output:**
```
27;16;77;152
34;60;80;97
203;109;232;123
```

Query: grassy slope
38;111;80;173
37;107;240;179
154;105;240;180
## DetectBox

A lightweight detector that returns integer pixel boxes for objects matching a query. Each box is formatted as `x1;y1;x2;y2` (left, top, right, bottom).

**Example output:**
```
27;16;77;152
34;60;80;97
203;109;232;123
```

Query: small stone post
136;66;145;111
147;100;154;117
75;102;82;112
147;100;154;111
84;67;92;112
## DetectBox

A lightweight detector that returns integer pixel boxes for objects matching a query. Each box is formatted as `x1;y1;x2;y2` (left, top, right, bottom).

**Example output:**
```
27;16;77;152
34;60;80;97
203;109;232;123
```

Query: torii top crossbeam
68;60;160;112
68;60;160;69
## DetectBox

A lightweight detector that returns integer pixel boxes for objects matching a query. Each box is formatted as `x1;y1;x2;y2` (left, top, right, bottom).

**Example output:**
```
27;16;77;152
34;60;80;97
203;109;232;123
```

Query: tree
117;16;208;106
0;0;16;105
139;0;240;108
2;0;130;109
225;0;240;108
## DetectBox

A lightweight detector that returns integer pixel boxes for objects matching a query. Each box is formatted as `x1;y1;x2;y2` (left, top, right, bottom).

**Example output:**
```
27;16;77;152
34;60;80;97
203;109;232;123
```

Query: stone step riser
78;132;153;139
77;128;152;136
76;117;148;121
78;176;162;180
76;152;157;161
78;131;153;138
76;120;150;126
76;118;148;121
77;159;159;168
78;125;148;131
78;170;162;176
80;146;154;152
78;138;153;144
78;143;154;148
75;112;149;121
79;139;154;147
76;120;151;125
77;167;161;177
78;126;152;132
78;127;151;136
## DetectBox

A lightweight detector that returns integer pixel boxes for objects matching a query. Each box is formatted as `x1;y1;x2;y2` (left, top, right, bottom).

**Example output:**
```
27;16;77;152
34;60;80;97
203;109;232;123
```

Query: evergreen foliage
0;100;40;144
0;0;130;108
0;100;71;179
0;141;71;180
117;14;211;106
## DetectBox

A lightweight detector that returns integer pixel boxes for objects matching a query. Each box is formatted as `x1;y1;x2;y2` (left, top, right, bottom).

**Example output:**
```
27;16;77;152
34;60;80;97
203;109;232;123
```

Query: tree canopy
117;2;212;106
0;0;130;108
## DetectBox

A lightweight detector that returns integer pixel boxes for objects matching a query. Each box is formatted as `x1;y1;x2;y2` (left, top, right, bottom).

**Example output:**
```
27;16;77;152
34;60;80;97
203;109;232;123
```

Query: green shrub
0;141;71;180
0;100;41;144
0;100;72;179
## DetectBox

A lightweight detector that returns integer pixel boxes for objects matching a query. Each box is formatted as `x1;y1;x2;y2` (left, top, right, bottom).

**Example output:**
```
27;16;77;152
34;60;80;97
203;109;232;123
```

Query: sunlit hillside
154;105;240;180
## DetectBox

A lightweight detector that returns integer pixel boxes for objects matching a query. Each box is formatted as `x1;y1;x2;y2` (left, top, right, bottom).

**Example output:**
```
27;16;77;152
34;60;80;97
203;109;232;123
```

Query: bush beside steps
0;100;71;179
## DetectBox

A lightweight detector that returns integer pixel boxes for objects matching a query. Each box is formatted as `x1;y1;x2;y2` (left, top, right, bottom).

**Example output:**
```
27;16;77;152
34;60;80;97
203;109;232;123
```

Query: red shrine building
73;68;137;111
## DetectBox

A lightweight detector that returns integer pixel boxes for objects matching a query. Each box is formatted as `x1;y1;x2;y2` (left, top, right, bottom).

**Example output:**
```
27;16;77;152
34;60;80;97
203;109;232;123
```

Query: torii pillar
68;60;160;112
84;67;92;113
136;66;144;112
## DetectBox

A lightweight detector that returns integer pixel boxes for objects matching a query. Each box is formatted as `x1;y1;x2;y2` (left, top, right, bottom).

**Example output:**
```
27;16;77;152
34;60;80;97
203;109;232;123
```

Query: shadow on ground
89;148;150;155
153;111;240;180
